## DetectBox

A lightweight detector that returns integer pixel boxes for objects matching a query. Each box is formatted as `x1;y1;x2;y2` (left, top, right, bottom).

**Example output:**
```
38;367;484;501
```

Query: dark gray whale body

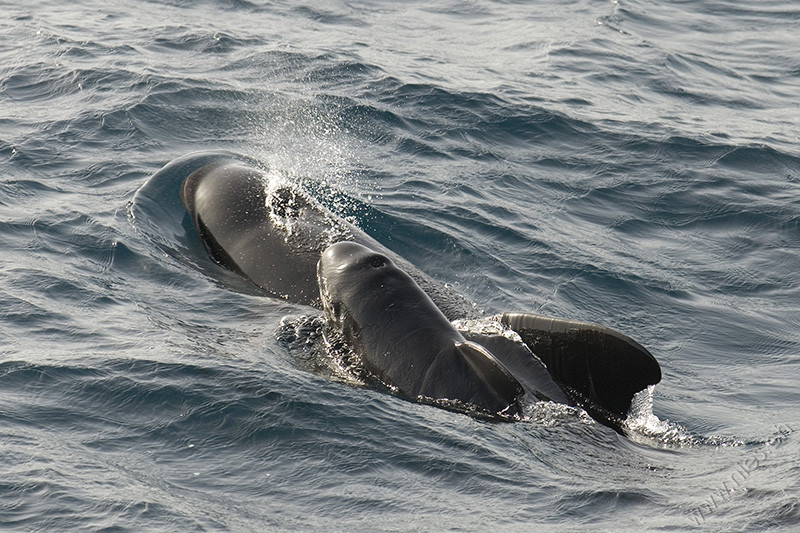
319;241;525;417
180;158;328;306
180;156;477;319
171;152;661;428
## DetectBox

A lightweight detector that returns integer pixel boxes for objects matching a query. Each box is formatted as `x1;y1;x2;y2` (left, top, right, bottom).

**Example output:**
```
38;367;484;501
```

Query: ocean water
2;0;799;530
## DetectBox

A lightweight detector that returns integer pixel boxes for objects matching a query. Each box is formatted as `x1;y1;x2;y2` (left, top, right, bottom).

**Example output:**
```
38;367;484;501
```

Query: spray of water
623;386;692;445
244;90;374;221
623;386;744;448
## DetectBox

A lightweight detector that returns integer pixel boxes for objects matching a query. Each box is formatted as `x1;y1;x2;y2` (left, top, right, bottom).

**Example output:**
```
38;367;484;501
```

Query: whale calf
318;241;524;417
148;152;662;427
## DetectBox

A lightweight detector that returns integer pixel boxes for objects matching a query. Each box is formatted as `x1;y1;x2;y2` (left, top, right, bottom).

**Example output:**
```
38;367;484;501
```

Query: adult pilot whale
160;151;661;427
178;153;477;319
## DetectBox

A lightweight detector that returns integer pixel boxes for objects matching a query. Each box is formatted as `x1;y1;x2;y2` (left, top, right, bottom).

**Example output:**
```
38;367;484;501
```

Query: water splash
246;91;372;218
452;314;523;342
276;314;366;388
623;386;689;445
521;399;595;428
623;386;744;448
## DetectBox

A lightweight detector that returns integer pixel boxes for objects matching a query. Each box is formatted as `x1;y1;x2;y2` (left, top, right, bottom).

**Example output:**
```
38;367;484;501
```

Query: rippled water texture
2;0;799;530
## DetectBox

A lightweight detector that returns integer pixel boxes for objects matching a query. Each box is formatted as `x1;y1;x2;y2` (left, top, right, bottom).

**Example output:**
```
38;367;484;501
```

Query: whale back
178;156;478;319
181;160;344;306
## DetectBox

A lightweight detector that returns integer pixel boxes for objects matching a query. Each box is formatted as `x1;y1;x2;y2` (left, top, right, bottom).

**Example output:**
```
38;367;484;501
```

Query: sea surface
2;0;799;530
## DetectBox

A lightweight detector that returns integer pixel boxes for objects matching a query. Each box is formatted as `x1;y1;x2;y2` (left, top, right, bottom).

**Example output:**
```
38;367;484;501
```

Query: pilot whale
319;241;525;417
178;153;477;319
149;152;661;427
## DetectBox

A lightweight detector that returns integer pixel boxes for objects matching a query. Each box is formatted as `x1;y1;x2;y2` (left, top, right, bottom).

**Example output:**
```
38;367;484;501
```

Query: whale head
317;241;524;418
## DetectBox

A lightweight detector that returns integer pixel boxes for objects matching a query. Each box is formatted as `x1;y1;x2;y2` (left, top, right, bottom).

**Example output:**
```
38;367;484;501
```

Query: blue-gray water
2;1;799;530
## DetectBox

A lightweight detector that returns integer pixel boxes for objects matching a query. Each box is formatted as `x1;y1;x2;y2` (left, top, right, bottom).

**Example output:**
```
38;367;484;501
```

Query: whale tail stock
501;312;661;424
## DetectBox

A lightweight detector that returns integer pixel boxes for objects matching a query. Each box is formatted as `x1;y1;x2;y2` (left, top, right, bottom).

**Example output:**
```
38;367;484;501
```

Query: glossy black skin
181;159;335;306
500;312;662;423
318;241;524;417
180;157;477;318
170;153;662;427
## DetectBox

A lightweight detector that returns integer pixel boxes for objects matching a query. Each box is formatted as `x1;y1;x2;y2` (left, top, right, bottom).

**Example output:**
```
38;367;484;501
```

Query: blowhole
368;256;386;268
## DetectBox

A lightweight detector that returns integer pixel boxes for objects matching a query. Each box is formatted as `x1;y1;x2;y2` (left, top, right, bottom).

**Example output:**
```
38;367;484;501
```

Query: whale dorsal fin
455;341;524;403
501;312;661;420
